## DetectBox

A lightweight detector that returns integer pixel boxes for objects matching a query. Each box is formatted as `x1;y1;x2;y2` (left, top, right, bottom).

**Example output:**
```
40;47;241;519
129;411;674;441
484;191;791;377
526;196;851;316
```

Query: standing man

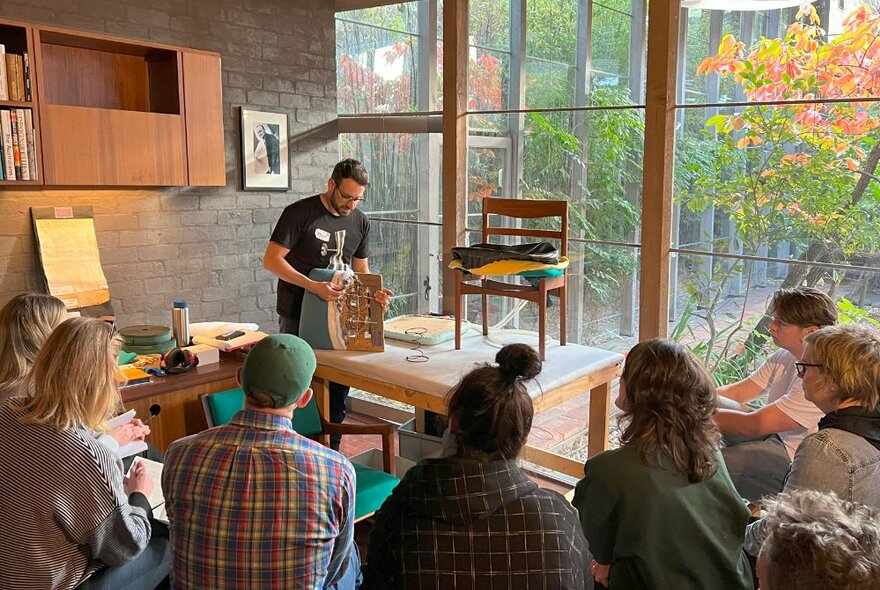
263;158;391;450
715;287;837;501
163;334;359;589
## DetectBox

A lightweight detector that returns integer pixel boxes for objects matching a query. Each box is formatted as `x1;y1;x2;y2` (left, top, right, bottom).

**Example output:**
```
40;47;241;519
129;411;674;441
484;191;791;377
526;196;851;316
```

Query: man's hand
313;281;345;301
374;287;394;310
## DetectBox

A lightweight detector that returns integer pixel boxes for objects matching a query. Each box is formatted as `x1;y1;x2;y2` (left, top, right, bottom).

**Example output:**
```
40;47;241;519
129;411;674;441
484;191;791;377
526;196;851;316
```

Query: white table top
314;329;623;401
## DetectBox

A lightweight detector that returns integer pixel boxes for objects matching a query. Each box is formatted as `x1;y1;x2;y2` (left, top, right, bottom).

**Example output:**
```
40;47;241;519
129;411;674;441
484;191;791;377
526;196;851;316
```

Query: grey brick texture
0;0;338;330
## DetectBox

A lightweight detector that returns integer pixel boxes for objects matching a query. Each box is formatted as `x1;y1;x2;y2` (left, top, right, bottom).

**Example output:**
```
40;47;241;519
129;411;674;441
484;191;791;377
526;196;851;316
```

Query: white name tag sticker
315;228;331;242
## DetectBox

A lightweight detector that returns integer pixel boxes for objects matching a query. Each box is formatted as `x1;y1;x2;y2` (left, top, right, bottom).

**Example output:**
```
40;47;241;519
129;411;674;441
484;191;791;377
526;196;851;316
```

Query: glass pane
336;4;419;114
682;9;711;105
525;58;577;109
591;0;635;101
670;253;880;386
340;133;443;315
674;102;880;263
468;46;510;113
469;0;510;51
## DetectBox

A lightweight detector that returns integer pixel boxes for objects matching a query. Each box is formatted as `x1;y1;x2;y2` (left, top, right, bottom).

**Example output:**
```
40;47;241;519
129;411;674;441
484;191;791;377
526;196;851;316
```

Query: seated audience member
0;293;66;402
573;339;753;590
0;317;169;590
756;490;880;590
362;343;589;589
744;323;880;555
163;334;359;590
715;287;836;501
0;293;153;465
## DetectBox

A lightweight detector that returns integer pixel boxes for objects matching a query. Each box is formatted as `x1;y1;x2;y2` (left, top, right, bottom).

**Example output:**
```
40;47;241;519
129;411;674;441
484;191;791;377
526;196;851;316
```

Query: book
13;54;23;102
126;458;168;524
5;54;17;101
14;108;29;180
9;109;20;179
0;45;7;101
22;52;30;101
118;365;152;387
23;109;35;180
0;110;14;179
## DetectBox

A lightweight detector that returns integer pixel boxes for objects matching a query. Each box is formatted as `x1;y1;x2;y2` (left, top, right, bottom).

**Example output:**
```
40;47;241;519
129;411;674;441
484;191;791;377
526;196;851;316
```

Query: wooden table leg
414;408;427;433
312;376;331;447
588;380;611;457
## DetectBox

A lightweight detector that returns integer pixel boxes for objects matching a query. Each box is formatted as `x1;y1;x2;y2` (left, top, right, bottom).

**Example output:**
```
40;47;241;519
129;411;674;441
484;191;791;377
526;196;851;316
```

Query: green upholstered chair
200;387;400;521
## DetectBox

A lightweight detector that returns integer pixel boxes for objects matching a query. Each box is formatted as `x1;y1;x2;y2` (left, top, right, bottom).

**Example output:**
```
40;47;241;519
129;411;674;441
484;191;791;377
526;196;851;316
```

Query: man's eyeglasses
334;186;366;204
795;362;823;378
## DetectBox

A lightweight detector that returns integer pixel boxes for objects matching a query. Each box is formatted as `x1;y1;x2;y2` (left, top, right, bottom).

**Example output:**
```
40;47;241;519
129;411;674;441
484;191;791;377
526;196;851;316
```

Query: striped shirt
163;409;356;589
0;402;153;590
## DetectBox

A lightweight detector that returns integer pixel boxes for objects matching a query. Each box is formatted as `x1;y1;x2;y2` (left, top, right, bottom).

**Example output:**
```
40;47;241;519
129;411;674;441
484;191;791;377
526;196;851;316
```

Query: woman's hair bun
496;343;542;381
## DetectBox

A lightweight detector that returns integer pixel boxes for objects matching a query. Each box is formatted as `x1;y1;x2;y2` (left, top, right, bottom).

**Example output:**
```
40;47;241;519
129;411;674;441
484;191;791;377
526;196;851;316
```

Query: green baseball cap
240;334;317;408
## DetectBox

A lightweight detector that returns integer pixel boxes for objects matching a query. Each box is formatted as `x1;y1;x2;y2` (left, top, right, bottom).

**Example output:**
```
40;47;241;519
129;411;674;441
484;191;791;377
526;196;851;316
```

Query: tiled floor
339;410;572;496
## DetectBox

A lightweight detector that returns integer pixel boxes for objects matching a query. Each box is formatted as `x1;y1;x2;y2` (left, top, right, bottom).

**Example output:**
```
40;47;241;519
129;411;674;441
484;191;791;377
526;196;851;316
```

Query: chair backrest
481;197;568;257
202;387;323;437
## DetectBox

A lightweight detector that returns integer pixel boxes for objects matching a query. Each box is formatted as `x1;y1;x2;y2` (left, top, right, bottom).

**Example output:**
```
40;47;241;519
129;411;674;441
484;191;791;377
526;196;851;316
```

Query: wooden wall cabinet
0;19;225;187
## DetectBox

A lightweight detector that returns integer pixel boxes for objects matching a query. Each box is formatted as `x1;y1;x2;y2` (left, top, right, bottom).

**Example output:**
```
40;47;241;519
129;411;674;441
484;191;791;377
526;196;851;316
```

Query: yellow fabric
448;256;569;276
34;218;110;309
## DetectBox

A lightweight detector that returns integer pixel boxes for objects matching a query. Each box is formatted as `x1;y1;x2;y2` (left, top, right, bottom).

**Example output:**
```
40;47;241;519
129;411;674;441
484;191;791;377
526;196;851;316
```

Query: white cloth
314;329;623;403
747;349;825;458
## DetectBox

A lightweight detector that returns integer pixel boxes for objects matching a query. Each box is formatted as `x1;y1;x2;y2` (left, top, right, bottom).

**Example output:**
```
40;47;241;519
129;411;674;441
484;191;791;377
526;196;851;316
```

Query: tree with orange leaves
685;3;880;294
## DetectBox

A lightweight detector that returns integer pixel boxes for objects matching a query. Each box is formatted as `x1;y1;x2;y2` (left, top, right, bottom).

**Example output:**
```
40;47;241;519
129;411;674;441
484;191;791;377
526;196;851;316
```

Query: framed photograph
240;108;289;191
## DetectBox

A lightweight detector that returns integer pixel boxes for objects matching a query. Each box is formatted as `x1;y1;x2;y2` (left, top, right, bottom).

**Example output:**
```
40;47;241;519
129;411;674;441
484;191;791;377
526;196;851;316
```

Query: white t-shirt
747;349;825;459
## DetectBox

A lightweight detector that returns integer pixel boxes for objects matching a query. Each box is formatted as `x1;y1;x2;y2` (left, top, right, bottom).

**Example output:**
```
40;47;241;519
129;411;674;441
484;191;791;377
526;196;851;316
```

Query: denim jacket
744;408;880;555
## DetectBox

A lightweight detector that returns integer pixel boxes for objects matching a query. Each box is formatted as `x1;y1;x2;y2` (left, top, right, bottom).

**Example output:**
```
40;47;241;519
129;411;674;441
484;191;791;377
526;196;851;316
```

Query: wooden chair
200;388;399;521
454;198;568;361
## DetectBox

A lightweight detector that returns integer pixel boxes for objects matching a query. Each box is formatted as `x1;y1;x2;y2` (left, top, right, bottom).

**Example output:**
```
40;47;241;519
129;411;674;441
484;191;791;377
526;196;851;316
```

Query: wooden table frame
312;359;622;479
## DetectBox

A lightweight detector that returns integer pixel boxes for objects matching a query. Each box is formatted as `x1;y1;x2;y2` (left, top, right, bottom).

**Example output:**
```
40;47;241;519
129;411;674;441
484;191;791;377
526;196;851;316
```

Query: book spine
9;109;20;179
22;52;31;102
23;109;36;181
0;110;16;180
15;108;30;180
4;54;16;101
15;55;24;103
0;45;7;101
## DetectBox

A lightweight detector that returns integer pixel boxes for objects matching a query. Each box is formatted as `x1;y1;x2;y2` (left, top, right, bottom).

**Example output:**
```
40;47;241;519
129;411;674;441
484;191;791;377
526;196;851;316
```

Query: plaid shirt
163;409;356;589
362;458;589;589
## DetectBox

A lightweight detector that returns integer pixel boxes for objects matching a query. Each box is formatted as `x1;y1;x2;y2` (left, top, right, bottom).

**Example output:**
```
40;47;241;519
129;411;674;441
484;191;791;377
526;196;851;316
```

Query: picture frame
240;107;290;191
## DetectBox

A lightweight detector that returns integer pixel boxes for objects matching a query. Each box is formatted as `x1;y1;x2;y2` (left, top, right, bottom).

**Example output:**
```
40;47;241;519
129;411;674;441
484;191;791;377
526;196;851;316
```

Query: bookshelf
0;19;225;187
0;20;40;186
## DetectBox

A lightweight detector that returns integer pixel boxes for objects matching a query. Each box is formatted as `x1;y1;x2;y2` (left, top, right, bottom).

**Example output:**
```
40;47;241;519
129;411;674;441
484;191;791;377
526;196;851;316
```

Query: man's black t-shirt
269;194;370;320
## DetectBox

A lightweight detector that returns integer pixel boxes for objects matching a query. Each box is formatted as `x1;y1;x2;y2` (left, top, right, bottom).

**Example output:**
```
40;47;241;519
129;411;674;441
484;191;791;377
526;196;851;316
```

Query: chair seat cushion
352;462;400;520
448;256;569;277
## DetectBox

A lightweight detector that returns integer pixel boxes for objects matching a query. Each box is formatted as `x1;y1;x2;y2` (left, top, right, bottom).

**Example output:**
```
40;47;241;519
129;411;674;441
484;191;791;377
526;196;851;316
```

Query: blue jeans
280;316;349;448
78;535;171;590
721;433;791;501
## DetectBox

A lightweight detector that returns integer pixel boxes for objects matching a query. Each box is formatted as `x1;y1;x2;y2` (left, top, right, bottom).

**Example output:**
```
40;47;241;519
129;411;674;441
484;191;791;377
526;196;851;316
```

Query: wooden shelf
0;19;225;187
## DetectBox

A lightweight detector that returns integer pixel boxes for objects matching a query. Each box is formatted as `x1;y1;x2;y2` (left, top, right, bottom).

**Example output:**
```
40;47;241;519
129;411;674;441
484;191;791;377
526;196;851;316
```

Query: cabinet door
182;51;225;186
40;105;187;186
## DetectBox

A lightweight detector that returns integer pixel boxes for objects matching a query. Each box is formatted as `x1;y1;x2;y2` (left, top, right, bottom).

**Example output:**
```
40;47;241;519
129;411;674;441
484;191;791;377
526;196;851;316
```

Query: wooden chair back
481;197;568;257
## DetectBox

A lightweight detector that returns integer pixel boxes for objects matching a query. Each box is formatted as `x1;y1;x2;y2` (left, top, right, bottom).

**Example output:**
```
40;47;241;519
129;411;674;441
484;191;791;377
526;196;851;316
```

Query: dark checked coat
361;457;590;590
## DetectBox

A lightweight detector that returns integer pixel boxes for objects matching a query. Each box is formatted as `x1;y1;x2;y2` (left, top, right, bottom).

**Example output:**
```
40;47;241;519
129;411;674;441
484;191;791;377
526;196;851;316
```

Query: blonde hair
0;293;67;400
18;317;122;432
804;324;880;410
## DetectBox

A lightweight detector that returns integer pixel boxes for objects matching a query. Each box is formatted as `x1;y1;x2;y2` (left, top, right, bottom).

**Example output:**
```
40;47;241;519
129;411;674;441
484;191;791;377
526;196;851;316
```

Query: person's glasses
335;186;366;204
795;362;823;378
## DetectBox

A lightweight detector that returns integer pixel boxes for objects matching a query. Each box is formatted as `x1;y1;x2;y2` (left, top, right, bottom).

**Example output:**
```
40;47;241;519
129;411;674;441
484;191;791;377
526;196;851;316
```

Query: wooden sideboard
121;356;241;453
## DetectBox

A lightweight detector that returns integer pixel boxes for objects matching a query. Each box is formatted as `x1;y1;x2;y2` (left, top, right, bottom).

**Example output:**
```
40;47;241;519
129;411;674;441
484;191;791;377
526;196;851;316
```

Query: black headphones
161;347;199;375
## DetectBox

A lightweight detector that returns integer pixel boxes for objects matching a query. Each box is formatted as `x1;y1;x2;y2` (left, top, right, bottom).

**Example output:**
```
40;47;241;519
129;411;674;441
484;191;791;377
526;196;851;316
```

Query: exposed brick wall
0;0;338;329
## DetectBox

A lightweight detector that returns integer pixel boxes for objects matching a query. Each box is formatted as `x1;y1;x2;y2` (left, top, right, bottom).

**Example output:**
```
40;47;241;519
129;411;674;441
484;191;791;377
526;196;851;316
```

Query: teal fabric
517;268;564;278
298;268;340;350
353;462;400;521
292;396;323;437
206;389;245;426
